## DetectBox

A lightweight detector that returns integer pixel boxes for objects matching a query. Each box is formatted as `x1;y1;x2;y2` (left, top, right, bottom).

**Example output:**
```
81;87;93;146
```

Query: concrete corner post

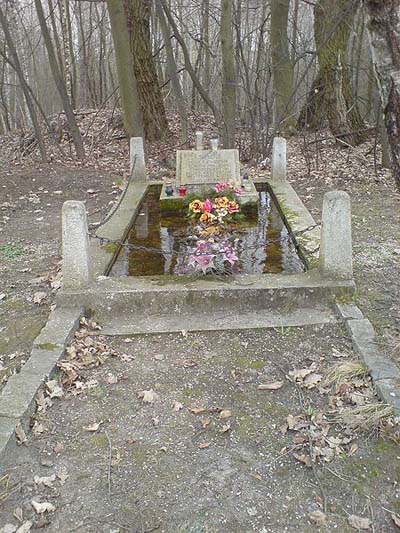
319;190;353;280
130;137;146;180
271;137;287;181
62;201;92;290
195;131;204;150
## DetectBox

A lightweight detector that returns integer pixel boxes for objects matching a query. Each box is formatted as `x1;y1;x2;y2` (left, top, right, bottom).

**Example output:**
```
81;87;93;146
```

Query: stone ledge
0;307;83;472
0;417;19;464
335;302;364;320
339;313;400;416
33;306;83;347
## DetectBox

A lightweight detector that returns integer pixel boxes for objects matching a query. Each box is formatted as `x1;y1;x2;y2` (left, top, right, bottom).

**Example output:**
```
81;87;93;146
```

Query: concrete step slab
99;304;337;336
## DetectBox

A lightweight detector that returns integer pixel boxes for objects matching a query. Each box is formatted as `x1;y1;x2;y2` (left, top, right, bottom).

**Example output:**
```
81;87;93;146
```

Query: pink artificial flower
203;198;212;212
234;187;242;196
189;254;215;273
215;182;229;193
222;249;238;265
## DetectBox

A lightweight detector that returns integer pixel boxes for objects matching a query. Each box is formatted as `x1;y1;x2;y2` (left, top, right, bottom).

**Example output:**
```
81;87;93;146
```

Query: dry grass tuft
335;403;394;432
323;361;369;388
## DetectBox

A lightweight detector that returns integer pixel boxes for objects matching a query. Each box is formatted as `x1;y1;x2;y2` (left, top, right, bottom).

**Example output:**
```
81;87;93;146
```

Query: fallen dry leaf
53;442;64;454
303;373;322;389
175;358;197;368
1;525;17;533
83;421;103;432
33;292;47;305
258;381;283;390
391;514;400;528
34;474;56;487
13;507;23;523
106;374;118;385
219;409;232;419
15;423;27;445
173;401;184;412
31;500;56;514
16;523;32;533
221;423;231;433
138;389;159;403
293;452;312;467
309;510;327;526
32;422;45;436
199;442;211;449
45;380;64;399
56;468;69;485
189;406;207;414
288;363;317;382
201;418;211;428
348;514;371;530
286;414;306;431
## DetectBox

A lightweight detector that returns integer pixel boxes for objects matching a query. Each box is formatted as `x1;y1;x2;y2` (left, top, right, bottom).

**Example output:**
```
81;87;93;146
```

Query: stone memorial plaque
176;149;240;185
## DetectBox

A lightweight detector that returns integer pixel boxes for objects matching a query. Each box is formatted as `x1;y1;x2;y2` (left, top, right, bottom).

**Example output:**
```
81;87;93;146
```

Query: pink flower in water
222;243;238;265
189;253;216;273
203;198;212;212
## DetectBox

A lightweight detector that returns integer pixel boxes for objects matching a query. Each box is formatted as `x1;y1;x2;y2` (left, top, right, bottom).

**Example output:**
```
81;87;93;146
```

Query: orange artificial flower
189;199;204;213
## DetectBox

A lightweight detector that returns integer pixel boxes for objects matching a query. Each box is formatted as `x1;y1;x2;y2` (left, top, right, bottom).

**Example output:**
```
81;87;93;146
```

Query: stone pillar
62;201;92;289
130;137;146;180
319;191;353;279
271;137;287;181
195;131;203;151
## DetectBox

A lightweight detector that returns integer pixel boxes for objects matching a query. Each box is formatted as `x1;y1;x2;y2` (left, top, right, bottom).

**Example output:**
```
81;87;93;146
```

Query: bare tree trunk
364;0;400;189
160;0;220;121
124;0;168;140
155;0;188;144
106;0;144;139
270;0;296;135
221;0;236;148
35;0;85;158
298;0;366;145
0;5;47;160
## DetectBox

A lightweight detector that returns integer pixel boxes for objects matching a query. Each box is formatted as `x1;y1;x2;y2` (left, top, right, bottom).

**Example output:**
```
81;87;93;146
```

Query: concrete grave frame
2;136;400;469
57;136;356;333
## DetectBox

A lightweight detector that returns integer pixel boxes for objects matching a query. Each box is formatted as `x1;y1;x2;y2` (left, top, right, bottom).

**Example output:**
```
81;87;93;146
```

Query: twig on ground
105;429;112;500
296;385;328;514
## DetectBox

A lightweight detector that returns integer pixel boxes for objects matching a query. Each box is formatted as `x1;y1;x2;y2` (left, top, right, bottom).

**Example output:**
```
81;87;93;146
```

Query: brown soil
0;126;399;532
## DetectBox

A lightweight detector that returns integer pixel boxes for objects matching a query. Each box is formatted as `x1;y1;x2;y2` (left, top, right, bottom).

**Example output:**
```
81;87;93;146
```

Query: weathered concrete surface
100;304;337;335
271;136;287;181
33;306;83;347
320;191;353;280
267;179;320;268
345;317;400;414
0;417;18;464
335;302;364;320
0;307;83;470
0;371;43;420
57;270;355;326
176;149;240;185
195;131;204;150
130;137;146;180
62;201;92;290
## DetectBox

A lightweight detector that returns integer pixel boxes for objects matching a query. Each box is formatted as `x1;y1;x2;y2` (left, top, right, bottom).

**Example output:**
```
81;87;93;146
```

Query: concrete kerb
90;180;149;278
0;307;83;471
335;303;400;415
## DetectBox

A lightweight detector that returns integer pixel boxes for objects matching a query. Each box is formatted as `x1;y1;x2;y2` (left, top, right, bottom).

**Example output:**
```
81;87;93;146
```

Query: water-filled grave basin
110;184;305;277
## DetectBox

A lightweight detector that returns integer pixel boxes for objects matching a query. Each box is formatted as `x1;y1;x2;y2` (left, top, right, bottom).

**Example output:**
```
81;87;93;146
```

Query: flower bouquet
173;182;244;275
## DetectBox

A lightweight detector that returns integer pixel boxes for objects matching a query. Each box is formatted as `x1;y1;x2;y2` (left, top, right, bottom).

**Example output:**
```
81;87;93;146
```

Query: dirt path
1;325;399;532
0;165;118;389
